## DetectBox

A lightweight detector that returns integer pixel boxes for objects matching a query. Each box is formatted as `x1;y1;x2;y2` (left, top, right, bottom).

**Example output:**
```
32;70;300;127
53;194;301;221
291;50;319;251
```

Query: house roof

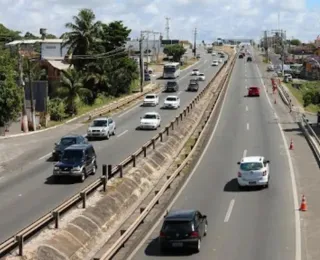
5;39;64;46
47;60;72;71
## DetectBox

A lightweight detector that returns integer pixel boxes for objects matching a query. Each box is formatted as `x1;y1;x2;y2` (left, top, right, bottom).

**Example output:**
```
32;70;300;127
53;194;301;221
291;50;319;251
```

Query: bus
163;62;181;79
207;46;213;53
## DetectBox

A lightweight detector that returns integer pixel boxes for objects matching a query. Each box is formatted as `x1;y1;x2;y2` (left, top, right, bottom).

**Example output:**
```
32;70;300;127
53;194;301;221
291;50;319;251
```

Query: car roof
144;112;159;116
240;156;264;163
145;93;157;96
165;209;197;221
65;144;92;151
166;95;178;99
61;134;82;139
94;117;109;121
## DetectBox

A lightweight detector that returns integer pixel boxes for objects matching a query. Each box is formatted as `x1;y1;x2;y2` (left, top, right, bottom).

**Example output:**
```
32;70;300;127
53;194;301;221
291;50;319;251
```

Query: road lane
129;50;297;260
0;51;227;243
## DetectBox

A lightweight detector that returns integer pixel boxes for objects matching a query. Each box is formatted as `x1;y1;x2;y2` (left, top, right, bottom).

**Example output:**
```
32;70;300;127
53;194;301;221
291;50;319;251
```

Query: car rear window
143;114;157;119
145;95;155;99
163;221;193;232
193;69;199;71
60;137;77;146
166;97;177;101
249;87;258;90
240;162;263;171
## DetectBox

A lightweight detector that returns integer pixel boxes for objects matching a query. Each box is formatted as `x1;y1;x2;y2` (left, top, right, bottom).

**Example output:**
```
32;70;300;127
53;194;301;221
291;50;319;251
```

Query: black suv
52;144;97;182
187;79;199;92
52;134;88;161
164;81;179;92
159;209;208;252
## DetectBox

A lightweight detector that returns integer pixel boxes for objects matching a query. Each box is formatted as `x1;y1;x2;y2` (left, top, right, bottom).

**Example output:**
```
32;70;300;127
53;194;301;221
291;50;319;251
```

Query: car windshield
163;221;193;232
250;87;258;91
167;81;177;86
60;137;77;146
190;79;198;83
145;95;155;99
143;114;157;119
166;97;177;101
61;150;83;162
193;69;199;72
92;120;108;127
240;162;263;171
199;73;204;76
164;67;175;73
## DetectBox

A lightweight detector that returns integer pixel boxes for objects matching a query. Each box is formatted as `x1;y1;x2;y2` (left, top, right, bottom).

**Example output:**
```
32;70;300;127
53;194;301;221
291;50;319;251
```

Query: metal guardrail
93;54;237;260
0;55;231;258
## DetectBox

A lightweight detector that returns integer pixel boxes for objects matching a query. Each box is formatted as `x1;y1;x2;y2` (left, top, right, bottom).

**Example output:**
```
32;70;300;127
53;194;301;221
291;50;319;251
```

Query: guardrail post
120;230;126;236
53;211;59;228
152;138;156;149
119;164;123;178
132;154;136;167
171;121;174;130
155;190;159;204
17;235;24;256
166;126;169;136
107;164;112;179
80;192;86;208
100;176;107;192
143;146;147;157
187;106;190;113
184;109;187;116
102;164;107;176
180;113;183;120
190;103;193;109
176;116;179;125
159;132;163;142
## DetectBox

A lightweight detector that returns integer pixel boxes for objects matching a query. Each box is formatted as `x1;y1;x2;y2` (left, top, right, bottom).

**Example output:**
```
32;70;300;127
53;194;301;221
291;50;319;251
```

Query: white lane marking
255;63;301;260
224;199;235;223
117;130;128;138
246;123;249;130
126;55;234;260
38;152;51;161
246;106;248;111
243;149;247;158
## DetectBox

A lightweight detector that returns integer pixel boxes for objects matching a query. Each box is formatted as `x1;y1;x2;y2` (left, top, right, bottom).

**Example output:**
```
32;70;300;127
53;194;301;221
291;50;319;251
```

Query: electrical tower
165;17;170;40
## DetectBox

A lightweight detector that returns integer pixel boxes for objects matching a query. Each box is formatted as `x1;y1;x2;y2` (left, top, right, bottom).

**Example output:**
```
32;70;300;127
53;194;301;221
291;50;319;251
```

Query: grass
175;137;197;166
263;58;270;63
285;81;320;113
46;80;146;128
181;58;198;70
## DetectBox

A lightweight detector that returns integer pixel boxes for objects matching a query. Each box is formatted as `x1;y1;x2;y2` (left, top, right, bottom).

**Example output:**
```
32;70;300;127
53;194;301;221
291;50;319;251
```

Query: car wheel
195;239;201;253
238;183;243;190
113;127;116;135
204;222;208;236
79;169;86;183
265;182;269;188
106;131;110;140
92;163;97;175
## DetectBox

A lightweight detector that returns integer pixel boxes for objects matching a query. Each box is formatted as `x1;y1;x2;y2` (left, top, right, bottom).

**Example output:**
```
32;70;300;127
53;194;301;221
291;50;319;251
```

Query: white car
218;59;223;63
140;112;161;130
143;94;159;106
237;156;270;189
163;96;180;109
212;60;219;66
87;117;116;140
191;69;200;76
198;73;205;81
212;52;217;56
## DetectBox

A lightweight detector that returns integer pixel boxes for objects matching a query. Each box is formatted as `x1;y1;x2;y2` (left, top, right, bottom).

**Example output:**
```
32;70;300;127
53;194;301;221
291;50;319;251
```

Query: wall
41;42;70;59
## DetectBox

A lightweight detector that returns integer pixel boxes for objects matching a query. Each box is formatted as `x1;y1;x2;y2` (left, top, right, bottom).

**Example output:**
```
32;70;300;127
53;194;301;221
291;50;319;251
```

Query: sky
0;0;320;43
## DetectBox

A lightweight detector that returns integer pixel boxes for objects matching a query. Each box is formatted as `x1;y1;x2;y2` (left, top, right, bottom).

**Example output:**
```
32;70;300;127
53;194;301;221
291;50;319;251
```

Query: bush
48;98;67;121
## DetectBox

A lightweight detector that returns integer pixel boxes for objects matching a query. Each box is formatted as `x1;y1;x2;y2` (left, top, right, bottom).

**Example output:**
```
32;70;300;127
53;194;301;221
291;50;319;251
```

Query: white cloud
0;0;319;42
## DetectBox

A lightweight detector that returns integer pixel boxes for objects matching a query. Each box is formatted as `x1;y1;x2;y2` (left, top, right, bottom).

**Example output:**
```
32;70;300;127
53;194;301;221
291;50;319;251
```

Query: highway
0;48;226;243
129;47;298;260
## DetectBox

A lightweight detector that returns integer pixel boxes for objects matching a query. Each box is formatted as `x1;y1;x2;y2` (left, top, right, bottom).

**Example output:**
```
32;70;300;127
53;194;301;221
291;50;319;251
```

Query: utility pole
281;29;286;77
27;59;36;131
18;44;28;133
165;17;170;40
193;28;197;58
264;30;269;62
139;31;144;92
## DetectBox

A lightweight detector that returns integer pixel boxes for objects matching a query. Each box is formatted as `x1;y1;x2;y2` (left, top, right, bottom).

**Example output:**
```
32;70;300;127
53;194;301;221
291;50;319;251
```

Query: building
125;39;163;63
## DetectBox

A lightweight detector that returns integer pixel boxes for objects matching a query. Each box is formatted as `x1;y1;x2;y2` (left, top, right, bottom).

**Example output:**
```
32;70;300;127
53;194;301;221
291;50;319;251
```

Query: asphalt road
129;47;297;260
0;49;227;243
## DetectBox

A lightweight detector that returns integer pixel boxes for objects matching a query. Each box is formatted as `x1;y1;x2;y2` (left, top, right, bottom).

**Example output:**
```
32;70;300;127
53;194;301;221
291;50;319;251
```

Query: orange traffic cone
289;138;294;150
299;195;307;211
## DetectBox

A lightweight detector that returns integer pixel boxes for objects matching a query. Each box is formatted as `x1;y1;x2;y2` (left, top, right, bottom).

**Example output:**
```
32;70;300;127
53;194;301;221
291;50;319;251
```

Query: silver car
87;117;116;140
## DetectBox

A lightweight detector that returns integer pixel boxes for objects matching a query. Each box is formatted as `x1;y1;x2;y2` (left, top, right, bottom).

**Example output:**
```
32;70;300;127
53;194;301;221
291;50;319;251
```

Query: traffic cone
299;195;307;211
289;138;294;150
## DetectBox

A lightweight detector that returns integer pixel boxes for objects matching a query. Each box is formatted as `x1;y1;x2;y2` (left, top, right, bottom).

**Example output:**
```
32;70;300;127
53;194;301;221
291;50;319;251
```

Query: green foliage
47;98;66;121
303;90;320;107
163;44;186;62
290;39;301;46
0;71;23;126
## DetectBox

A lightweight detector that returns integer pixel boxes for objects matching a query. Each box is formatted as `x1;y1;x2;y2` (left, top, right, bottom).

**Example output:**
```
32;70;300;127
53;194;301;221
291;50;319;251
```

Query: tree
23;32;39;39
163;44;186;62
57;68;92;115
61;8;102;59
0;70;23;127
290;39;301;46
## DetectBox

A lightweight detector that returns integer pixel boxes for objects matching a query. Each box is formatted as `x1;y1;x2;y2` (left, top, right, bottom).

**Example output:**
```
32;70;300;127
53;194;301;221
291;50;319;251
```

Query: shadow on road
144;238;194;257
224;178;263;192
44;175;80;185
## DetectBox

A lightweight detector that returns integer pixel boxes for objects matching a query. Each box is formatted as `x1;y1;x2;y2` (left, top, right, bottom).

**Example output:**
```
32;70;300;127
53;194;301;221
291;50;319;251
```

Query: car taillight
238;172;242;177
160;231;166;237
190;231;199;238
262;171;267;176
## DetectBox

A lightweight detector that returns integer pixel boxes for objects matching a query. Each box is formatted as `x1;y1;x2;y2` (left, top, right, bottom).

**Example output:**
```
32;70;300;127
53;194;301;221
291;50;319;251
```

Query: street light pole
27;59;36;131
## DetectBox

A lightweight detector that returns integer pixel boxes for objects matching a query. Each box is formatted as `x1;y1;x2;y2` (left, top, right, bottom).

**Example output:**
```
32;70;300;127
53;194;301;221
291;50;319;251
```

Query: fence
0;54;232;258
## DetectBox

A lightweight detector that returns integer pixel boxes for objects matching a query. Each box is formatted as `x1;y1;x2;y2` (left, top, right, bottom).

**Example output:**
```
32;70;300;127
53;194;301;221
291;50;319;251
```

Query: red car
248;86;260;97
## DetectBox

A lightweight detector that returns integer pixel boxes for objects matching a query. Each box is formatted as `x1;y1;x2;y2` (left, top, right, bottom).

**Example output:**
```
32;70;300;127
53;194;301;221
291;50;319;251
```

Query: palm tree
58;68;92;115
84;60;110;96
61;8;102;62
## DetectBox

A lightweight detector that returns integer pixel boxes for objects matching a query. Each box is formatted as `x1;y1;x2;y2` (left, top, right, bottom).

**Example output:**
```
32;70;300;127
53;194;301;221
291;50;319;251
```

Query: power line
165;17;170;40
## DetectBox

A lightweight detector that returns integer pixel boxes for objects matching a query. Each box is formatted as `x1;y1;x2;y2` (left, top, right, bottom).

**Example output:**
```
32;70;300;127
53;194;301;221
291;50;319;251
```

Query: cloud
0;0;319;42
